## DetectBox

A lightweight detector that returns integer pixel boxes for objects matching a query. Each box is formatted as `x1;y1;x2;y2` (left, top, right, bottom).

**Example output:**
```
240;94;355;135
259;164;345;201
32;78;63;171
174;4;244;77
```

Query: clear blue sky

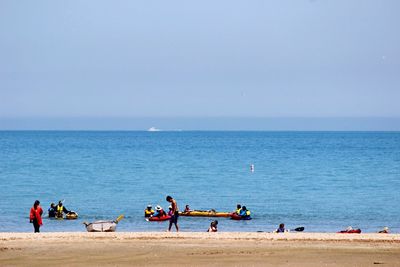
0;1;399;130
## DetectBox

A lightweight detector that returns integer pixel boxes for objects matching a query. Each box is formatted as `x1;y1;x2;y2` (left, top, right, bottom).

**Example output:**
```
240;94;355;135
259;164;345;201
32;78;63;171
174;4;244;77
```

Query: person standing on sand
166;195;179;232
29;200;43;233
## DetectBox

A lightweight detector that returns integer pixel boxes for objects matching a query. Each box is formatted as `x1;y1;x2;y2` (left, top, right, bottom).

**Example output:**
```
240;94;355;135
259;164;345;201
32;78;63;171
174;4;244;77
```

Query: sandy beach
1;232;399;266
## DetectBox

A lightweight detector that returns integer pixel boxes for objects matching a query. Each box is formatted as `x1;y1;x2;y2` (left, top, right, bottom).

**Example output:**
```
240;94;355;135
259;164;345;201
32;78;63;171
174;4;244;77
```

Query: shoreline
1;233;399;266
1;232;400;242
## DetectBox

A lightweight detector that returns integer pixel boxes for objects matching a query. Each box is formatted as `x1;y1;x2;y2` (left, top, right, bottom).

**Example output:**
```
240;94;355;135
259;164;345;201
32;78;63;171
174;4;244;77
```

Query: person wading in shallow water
29;200;43;233
55;200;69;219
166;195;179;232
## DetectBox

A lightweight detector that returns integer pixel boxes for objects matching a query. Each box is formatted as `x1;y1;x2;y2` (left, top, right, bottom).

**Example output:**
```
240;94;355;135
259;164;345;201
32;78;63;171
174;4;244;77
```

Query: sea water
0;131;399;233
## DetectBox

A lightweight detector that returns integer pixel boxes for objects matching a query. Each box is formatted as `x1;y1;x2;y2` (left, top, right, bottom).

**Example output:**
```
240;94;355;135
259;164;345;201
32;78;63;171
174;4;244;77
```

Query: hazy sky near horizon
1;0;400;120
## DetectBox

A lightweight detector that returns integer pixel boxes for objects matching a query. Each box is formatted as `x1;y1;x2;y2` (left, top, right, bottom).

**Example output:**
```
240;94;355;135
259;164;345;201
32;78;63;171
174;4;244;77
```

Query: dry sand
1;232;400;266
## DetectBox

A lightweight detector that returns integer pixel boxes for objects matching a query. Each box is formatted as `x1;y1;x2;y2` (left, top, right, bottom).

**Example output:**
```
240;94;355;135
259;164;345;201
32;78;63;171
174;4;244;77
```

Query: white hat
147;204;152;208
383;226;389;231
168;206;172;209
156;205;162;211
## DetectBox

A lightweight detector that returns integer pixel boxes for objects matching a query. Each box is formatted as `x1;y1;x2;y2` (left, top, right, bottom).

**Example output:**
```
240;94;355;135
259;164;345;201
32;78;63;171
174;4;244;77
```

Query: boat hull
148;216;171;221
85;221;118;232
230;213;252;220
66;211;78;220
179;210;231;217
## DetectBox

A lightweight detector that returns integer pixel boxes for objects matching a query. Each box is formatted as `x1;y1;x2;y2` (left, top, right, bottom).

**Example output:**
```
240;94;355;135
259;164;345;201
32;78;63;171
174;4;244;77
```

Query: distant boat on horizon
147;127;161;132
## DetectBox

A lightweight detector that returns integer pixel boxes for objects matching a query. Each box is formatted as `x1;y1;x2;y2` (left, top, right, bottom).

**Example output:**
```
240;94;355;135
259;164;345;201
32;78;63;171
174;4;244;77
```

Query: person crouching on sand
274;223;287;233
207;220;218;232
30;200;43;233
166;195;179;232
379;227;390;233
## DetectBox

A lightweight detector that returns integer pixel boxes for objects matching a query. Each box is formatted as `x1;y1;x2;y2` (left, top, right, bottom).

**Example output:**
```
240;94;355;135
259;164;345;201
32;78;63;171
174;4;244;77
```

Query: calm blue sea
0;131;399;233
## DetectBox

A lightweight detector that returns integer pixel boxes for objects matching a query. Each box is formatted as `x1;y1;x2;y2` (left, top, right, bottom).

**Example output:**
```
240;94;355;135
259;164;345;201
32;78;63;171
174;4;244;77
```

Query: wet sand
1;232;400;266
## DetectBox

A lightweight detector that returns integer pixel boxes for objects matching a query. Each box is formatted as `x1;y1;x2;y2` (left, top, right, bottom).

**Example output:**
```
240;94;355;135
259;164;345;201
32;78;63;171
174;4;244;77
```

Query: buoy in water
250;164;254;172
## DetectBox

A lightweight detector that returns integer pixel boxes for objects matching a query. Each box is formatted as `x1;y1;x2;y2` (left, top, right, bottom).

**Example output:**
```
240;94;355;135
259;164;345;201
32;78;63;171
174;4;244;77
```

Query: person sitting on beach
235;204;242;215
184;205;191;212
207;220;218;232
275;223;287;233
144;205;154;217
337;226;361;233
48;203;56;218
152;205;167;218
55;200;69;219
239;206;251;219
379;227;390;234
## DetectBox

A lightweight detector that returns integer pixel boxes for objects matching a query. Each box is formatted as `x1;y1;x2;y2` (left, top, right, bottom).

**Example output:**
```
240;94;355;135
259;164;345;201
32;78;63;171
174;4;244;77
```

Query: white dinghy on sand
83;215;124;232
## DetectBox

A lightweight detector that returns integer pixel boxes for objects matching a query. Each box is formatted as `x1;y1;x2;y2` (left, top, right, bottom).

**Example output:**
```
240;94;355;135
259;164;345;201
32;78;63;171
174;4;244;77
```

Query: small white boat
83;215;124;232
147;127;160;132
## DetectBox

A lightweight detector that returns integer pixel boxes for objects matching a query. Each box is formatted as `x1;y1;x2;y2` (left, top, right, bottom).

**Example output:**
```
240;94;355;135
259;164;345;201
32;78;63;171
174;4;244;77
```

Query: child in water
207;220;218;232
167;206;173;216
184;205;191;212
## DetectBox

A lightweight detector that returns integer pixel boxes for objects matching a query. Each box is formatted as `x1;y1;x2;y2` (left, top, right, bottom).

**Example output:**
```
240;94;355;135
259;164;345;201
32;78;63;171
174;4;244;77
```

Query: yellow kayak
178;210;231;217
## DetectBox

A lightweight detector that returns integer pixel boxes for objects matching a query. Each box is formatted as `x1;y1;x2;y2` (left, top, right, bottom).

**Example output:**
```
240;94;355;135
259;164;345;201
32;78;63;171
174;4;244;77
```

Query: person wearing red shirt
29;200;43;233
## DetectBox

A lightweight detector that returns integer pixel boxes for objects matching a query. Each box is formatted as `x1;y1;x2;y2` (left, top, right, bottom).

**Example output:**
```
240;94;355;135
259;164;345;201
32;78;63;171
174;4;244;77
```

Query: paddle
115;214;124;223
256;227;305;233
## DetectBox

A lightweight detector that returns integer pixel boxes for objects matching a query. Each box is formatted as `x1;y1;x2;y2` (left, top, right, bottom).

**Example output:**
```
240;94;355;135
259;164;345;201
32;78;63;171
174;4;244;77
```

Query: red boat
230;213;252;220
337;229;361;234
148;215;171;222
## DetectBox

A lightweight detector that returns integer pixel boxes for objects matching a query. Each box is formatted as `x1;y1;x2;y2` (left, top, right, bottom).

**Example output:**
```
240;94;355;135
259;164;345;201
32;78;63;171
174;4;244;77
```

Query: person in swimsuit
166;195;179;232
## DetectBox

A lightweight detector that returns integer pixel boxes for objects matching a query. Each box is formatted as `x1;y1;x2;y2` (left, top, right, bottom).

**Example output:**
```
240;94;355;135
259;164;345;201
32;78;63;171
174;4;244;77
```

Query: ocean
0;131;399;233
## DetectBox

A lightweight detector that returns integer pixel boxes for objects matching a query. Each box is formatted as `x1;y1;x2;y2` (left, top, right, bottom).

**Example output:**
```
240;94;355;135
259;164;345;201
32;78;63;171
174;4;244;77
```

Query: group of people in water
48;201;70;219
145;204;193;218
144;196;180;231
144;203;252;232
29;200;76;232
30;198;392;234
235;204;251;219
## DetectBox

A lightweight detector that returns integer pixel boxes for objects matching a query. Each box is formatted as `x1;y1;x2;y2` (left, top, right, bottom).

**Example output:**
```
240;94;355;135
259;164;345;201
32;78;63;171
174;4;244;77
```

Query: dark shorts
170;212;179;224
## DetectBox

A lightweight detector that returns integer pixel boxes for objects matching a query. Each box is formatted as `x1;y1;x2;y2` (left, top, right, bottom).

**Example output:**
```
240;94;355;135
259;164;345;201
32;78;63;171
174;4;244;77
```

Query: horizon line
1;117;399;131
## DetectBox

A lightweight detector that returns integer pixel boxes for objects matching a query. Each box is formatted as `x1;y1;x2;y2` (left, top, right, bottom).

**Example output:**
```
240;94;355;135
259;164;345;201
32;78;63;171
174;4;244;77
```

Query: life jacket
144;209;154;217
236;209;241;214
246;210;251;216
56;205;64;218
